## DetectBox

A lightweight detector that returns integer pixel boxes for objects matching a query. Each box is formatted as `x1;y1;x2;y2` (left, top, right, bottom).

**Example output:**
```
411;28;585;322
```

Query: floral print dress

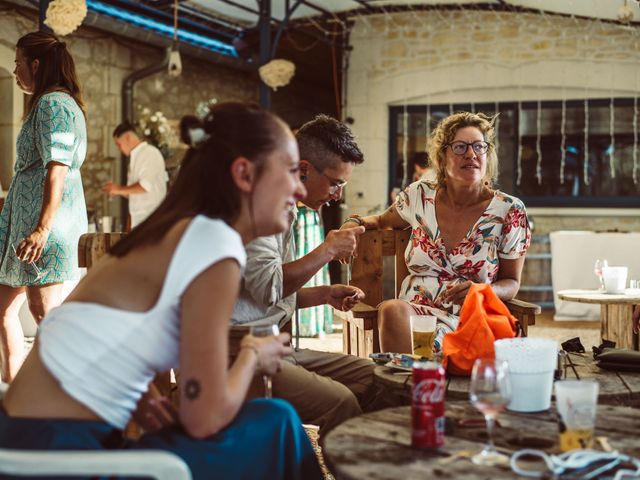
395;181;531;354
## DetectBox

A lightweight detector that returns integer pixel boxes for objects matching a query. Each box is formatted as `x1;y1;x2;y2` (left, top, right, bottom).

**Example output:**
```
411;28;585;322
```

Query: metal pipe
119;48;170;228
38;0;51;33
258;0;271;109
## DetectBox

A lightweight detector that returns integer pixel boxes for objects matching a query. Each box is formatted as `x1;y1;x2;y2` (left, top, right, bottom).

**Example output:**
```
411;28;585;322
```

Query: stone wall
0;5;257;225
345;9;640;232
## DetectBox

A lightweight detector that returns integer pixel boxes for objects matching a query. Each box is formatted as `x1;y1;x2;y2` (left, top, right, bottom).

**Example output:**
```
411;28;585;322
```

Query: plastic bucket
494;338;558;412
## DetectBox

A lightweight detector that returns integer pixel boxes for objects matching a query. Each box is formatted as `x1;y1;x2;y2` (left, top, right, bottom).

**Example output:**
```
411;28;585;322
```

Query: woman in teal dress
0;32;87;381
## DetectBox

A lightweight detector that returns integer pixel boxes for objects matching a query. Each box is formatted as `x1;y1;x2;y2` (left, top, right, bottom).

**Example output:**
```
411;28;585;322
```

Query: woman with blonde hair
342;112;531;354
0;32;88;381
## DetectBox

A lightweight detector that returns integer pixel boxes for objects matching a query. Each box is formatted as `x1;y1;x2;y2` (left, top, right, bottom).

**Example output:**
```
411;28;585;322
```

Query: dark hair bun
179;115;203;145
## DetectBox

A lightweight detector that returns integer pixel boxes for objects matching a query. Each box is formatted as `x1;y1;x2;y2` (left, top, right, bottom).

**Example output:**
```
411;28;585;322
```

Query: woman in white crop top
0;103;322;479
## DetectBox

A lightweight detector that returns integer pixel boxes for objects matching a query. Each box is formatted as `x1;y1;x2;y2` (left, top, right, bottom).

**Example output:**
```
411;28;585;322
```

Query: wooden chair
335;229;542;359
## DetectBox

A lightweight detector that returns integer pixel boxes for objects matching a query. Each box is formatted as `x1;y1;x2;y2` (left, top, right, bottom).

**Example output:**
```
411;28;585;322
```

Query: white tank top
38;216;246;429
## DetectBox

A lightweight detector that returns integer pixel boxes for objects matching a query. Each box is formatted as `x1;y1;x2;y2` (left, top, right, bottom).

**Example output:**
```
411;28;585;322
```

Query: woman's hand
16;226;50;263
326;284;365;311
241;333;292;376
133;396;179;433
442;280;473;305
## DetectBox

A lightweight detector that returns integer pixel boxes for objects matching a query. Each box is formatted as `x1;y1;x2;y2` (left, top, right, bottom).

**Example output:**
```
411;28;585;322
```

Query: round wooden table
322;402;640;480
557;289;640;350
374;352;640;408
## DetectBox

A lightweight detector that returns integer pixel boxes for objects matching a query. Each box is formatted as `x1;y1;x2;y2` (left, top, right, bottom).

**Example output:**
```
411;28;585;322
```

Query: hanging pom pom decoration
259;59;296;91
44;0;87;36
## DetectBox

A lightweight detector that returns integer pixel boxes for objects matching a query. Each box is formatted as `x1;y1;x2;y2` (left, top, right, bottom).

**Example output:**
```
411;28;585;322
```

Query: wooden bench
335;229;541;359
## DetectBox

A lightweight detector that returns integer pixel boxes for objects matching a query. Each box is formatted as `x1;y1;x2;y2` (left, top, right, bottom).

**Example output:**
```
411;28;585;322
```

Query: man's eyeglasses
320;171;348;194
446;141;491;156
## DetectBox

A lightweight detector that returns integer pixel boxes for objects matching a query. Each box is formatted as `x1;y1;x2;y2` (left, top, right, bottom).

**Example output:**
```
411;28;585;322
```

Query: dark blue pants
0;398;322;480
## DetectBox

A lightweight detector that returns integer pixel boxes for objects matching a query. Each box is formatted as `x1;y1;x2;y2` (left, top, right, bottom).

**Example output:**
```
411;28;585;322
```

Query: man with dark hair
232;114;385;433
102;122;167;228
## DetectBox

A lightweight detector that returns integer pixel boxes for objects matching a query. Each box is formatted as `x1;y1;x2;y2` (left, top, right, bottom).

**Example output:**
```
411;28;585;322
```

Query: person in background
342;112;531;355
233;114;386;434
0;32;88;382
1;102;322;480
390;151;436;204
102;122;167;229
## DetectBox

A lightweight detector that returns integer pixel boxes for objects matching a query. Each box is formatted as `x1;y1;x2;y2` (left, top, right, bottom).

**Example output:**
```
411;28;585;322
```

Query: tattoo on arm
184;378;201;400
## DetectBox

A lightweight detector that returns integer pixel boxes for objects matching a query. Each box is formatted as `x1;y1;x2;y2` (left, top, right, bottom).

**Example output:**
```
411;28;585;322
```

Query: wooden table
323;402;640;480
557;289;640;350
374;352;640;407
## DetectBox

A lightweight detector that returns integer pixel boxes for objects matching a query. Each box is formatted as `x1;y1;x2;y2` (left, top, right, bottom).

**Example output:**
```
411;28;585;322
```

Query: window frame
388;98;640;208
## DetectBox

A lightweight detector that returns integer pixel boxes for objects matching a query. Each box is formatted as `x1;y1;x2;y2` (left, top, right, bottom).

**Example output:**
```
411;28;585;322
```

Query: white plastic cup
494;338;558;412
601;266;628;294
101;216;112;233
555;380;599;451
410;315;437;359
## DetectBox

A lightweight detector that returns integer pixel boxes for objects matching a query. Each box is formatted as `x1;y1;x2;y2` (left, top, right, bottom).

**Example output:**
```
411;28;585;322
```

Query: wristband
343;215;365;227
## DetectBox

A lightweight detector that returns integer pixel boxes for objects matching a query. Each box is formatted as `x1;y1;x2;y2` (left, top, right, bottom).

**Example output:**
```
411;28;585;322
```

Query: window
389;99;640;207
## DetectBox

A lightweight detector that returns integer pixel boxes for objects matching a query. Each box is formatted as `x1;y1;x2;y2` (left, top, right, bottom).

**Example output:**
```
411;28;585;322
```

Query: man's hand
323;226;365;262
326;284;365;311
102;181;122;197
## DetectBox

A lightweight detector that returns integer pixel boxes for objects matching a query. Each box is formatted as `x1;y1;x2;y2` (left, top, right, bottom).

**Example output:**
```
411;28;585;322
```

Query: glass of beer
555;380;599;451
410;315;437;359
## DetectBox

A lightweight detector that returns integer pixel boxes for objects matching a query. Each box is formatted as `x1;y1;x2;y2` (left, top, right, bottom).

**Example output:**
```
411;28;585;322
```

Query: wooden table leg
601;304;638;350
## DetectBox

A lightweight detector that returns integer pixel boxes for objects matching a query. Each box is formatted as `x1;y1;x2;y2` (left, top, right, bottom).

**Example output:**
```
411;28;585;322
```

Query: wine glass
11;244;46;282
594;259;608;291
249;322;280;398
469;358;512;466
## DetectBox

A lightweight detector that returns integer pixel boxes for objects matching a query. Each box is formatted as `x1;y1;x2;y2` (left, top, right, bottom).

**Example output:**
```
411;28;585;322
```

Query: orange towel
442;283;517;375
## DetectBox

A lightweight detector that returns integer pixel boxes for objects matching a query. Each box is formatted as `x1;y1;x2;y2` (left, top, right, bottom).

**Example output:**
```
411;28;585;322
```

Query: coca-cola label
413;378;445;404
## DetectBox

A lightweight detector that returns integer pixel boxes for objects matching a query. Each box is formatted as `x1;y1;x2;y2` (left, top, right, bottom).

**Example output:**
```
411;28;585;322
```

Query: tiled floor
298;310;601;354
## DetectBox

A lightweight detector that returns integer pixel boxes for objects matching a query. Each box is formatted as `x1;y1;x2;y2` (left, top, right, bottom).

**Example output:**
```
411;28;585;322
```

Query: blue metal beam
86;0;238;57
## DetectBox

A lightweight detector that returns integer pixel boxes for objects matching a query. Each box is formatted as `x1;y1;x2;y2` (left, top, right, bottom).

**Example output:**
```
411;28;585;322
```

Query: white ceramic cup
601;266;628;294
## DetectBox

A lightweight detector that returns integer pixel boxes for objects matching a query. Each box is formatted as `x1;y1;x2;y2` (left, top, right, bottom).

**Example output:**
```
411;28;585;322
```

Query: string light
633;44;639;186
634;95;638;185
583;98;590;186
609;96;616;179
536;99;543;185
516;101;523;186
494;101;500;155
425;103;431;155
402;102;409;187
560;99;566;184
